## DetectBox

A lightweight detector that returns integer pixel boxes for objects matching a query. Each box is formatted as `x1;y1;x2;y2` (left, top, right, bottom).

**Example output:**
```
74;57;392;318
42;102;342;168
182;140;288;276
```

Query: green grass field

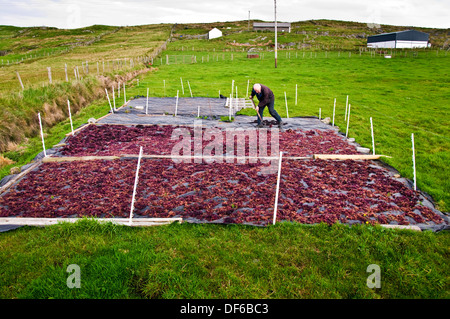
1;219;448;299
0;20;449;300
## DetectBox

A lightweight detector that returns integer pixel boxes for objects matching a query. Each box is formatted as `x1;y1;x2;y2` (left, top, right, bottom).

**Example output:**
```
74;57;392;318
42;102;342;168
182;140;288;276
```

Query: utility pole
274;0;278;68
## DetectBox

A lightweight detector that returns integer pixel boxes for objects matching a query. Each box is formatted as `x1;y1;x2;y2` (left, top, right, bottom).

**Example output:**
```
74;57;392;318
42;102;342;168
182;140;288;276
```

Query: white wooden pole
231;80;234;99
198;105;200;117
412;133;416;191
112;87;116;111
370;117;375;155
175;90;179;116
180;77;184;95
319;108;321;120
38;112;47;158
67;100;74;135
273;151;283;225
296;84;298;107
146;87;149;114
129;146;143;225
229;94;232;121
274;0;278;68
105;88;114;113
246;79;250;97
47;67;52;84
345;95;349;120
16;71;24;90
332;98;336;126
188;80;193;97
345;104;351;138
284;91;289;118
123;82;126;104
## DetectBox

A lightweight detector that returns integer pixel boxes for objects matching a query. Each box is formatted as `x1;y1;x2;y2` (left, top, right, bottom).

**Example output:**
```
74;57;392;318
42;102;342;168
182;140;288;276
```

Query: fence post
129;146;143;225
38;113;47;157
16;71;24;90
47;67;52;84
411;133;416;191
273;151;283;225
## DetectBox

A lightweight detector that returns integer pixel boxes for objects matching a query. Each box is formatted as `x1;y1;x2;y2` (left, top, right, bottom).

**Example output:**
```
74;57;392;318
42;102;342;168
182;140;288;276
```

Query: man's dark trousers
257;99;282;125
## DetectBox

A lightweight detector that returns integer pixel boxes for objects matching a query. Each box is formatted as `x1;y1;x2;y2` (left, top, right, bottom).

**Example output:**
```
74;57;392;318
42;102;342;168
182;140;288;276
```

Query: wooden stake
123;82;126;104
175;90;179;116
16;71;24;90
180;77;184;95
370;117;375;155
345;104;351;138
345;95;349;120
411;133;416;191
295;84;298;106
112;87;116;111
129;146;143;225
38;112;47;157
273;151;283;225
284;91;289;118
105;88;114;113
246;79;250;97
146;87;149;115
332;98;336;126
231;80;234;99
47;67;52;84
187;80;193;97
68;100;74;135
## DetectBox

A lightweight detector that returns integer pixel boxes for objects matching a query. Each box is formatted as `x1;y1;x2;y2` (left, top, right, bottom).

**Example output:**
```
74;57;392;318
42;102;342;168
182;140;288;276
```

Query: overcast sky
0;0;449;29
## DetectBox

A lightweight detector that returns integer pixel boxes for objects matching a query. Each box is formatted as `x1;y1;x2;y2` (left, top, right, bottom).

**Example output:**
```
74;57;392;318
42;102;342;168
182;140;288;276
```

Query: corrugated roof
253;22;291;27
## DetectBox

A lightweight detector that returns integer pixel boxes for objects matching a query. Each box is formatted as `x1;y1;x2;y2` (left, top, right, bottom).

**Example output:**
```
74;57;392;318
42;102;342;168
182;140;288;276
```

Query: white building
253;22;291;33
367;30;429;49
208;28;222;40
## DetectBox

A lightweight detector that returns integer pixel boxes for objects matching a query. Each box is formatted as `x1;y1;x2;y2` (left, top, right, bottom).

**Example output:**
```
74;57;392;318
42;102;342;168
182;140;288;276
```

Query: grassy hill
0;20;449;299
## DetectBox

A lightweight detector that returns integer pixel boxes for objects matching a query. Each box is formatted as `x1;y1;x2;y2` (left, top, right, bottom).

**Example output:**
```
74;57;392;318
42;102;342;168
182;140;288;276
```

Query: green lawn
0;219;448;299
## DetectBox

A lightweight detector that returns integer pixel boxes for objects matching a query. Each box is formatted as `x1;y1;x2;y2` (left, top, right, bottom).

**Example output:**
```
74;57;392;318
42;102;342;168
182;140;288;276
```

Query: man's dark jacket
251;84;274;108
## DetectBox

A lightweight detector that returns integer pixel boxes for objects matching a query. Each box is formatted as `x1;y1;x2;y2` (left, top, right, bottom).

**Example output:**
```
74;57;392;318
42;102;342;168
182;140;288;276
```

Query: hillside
170;19;449;50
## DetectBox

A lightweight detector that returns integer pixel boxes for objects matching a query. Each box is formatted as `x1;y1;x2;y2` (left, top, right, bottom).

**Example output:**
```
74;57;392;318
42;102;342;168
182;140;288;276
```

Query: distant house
208;28;222;40
367;30;429;49
253;22;291;33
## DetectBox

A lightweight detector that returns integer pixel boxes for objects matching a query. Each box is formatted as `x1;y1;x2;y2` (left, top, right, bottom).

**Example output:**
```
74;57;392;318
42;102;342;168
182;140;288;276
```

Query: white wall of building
368;40;429;49
208;28;222;40
367;40;396;48
396;40;428;48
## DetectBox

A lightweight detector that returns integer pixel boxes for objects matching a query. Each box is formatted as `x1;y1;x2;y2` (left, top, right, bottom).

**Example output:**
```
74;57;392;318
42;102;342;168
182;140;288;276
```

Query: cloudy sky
0;0;449;29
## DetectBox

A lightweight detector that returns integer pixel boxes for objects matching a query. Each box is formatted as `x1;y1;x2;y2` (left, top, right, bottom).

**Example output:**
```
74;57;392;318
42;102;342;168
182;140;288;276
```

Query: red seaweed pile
59;125;359;157
0;158;444;227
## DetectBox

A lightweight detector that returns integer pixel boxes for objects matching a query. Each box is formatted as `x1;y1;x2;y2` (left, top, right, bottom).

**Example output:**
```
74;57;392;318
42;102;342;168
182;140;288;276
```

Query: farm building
208;28;222;39
367;30;429;49
253;22;291;33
